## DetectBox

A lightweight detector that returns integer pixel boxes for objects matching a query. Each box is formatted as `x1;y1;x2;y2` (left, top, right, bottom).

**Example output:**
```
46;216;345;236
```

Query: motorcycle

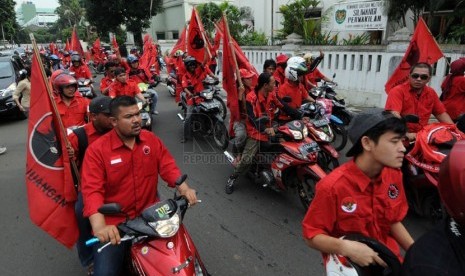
77;78;96;99
403;115;465;219
178;87;229;150
201;76;227;120
225;116;327;210
136;82;161;132
86;196;209;275
309;82;349;151
299;102;340;172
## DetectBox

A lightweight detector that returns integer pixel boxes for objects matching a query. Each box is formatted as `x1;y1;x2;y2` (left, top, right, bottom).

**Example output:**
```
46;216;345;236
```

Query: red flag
170;27;187;56
187;8;210;63
112;35;119;51
49;42;57;55
216;21;258;79
26;51;78;248
222;23;240;136
385;18;443;93
71;27;84;56
64;39;70;52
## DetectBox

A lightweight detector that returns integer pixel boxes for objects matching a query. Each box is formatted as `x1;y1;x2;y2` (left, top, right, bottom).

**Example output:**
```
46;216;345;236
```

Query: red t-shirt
128;68;150;84
273;67;286;87
441;76;465;120
385;82;447;133
306;69;325;88
109;80;141;98
245;91;283;141
81;129;182;226
69;64;92;79
54;93;89;128
99;76;114;95
302;160;408;260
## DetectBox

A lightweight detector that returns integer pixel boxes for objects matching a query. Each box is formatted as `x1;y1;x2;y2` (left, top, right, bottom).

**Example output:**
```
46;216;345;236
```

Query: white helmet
287;56;306;67
285;66;299;82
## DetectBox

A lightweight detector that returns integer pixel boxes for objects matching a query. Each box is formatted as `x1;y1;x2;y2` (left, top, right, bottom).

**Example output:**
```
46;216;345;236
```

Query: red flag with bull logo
385;18;444;93
187;8;210;63
26;51;78;248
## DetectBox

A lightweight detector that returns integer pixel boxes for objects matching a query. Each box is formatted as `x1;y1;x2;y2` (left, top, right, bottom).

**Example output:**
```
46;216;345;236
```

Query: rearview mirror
332;73;336;79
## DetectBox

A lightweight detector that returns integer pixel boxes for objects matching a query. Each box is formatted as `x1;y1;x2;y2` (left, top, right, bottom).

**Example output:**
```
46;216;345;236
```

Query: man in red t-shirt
302;109;414;271
303;52;332;90
81;96;198;275
52;74;89;129
108;68;147;106
99;61;118;96
69;54;93;80
440;58;465;121
385;63;453;141
273;54;288;86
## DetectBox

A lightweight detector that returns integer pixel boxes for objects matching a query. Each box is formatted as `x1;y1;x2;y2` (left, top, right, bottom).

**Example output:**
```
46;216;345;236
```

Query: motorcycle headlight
289;129;303;140
201;91;213;100
0;83;16;97
148;213;180;238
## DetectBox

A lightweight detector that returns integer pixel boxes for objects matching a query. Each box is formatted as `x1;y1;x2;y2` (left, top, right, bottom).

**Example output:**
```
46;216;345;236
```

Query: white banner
332;1;387;31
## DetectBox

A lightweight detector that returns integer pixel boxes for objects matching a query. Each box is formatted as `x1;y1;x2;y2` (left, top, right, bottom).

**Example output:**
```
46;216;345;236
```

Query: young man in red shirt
385;62;453;141
99;61;118;96
52;74;89;129
440;58;465;122
273;54;288;86
69;54;93;80
302;109;414;270
81;96;198;275
108;68;147;106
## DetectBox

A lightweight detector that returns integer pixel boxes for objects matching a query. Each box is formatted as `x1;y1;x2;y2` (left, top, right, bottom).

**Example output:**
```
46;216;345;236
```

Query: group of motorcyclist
19;40;465;275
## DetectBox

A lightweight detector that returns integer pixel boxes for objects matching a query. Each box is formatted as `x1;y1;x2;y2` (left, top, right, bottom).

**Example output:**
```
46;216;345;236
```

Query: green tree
82;0;163;47
55;0;86;28
278;0;323;44
197;1;252;44
0;0;20;43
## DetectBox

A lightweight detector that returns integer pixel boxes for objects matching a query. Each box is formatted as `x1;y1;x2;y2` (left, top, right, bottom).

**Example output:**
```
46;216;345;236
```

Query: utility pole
1;23;5;46
271;0;274;45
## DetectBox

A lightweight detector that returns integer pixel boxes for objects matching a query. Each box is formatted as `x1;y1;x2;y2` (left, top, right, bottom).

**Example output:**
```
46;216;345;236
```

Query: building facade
16;2;58;28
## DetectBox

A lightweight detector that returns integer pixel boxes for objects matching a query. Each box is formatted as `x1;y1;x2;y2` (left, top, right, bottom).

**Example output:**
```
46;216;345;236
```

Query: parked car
0;56;25;119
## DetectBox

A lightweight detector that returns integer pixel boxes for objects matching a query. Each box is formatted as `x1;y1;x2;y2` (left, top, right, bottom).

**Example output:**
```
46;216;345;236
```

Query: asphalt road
0;76;433;275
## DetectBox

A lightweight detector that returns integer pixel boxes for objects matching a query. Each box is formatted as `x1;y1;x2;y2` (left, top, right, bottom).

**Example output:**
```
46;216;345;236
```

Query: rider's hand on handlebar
176;183;198;206
94;225;121;245
341;240;387;268
265;127;275;136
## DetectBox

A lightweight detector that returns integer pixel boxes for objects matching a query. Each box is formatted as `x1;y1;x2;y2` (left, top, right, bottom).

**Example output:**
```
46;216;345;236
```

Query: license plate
312;118;329;127
300;142;320;154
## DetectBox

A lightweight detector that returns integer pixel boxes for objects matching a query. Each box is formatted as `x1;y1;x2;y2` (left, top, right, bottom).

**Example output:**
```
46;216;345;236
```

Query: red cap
239;68;255;79
450;58;465;75
276;54;289;64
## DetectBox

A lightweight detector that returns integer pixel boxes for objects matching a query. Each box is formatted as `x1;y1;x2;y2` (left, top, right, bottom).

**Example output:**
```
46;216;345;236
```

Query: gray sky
15;0;58;10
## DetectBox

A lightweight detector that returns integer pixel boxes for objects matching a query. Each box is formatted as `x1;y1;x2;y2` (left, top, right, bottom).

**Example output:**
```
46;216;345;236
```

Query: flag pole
29;33;81;192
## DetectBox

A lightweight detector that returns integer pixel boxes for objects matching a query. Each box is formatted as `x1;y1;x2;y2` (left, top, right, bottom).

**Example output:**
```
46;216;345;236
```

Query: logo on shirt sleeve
388;184;399;199
341;197;357;213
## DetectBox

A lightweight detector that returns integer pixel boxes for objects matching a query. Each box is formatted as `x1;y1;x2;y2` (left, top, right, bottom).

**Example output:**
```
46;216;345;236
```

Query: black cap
346;108;395;157
89;96;112;114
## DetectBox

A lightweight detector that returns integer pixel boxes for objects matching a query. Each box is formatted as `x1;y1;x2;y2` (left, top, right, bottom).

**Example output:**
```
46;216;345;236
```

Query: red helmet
439;140;465;225
53;74;77;93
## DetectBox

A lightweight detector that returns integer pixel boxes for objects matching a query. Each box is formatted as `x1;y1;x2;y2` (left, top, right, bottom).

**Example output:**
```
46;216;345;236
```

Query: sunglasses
410;73;429;80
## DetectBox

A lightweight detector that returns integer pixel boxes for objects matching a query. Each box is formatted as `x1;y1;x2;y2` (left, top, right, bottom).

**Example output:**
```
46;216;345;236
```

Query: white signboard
332;1;387;31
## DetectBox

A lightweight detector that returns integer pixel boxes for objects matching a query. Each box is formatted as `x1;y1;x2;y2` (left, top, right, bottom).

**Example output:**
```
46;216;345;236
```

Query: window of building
156;32;165;40
172;31;179;40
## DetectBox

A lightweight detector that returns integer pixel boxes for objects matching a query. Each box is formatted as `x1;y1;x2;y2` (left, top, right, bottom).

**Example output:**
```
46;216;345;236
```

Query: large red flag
170;27;187;56
71;27;84;56
64;38;70;52
187;8;210;63
26;50;78;248
216;21;259;79
385;18;444;93
222;25;240;135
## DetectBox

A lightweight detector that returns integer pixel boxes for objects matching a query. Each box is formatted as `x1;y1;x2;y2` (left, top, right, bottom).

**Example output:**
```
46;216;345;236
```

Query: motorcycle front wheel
213;121;229;150
297;174;321;210
329;123;348;151
213;95;227;120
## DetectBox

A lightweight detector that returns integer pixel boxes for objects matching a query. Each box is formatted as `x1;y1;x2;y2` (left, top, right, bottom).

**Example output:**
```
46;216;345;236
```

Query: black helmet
183;56;197;67
71;54;81;63
325;234;401;276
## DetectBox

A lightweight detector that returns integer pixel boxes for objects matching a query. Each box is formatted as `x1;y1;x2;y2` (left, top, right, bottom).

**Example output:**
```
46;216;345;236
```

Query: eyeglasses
410;73;429;80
